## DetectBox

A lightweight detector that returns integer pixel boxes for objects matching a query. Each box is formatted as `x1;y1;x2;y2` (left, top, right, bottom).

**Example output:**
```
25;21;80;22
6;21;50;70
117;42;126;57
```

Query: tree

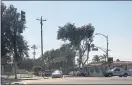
99;54;107;63
116;59;120;62
1;3;29;79
92;55;106;63
57;23;95;69
59;44;76;74
36;43;76;74
1;3;13;64
92;55;100;63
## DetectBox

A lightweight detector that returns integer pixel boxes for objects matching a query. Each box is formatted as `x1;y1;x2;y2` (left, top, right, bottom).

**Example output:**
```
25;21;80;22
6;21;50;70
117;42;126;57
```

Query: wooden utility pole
36;16;46;69
31;45;37;61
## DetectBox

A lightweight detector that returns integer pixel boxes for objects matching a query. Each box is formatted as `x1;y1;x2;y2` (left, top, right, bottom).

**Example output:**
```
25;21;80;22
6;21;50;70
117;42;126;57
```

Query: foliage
92;55;100;63
35;43;76;74
57;23;95;68
92;55;106;63
116;59;120;62
1;3;29;64
1;3;29;79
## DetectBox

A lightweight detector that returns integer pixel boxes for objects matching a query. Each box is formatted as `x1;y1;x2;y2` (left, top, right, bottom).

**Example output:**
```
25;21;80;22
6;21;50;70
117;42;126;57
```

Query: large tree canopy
57;23;95;68
1;3;29;64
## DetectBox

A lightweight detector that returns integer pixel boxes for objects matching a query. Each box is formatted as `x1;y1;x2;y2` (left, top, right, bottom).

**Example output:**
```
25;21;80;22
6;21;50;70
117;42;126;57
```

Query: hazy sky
3;1;132;62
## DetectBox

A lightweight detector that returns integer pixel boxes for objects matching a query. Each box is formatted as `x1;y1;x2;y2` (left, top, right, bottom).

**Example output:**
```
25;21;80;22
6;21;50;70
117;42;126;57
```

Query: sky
3;1;132;62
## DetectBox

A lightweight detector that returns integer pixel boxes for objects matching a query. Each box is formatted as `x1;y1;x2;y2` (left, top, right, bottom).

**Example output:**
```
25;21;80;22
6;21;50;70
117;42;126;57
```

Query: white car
52;70;63;78
104;67;130;77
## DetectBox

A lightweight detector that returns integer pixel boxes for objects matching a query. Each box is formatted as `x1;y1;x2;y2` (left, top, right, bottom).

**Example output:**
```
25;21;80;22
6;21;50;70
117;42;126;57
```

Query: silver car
128;69;132;76
52;70;63;78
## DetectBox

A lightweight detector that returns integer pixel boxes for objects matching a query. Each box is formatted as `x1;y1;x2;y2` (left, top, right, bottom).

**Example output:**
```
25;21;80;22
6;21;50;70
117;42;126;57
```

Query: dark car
80;71;87;76
78;71;87;76
69;71;87;76
42;70;52;77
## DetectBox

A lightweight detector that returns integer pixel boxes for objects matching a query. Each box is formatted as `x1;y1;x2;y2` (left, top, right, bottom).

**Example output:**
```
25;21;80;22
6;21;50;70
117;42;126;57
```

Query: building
109;61;132;70
84;61;132;77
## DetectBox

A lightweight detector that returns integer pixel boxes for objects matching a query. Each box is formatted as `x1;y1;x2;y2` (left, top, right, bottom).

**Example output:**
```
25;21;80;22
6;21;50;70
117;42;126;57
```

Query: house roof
85;63;104;67
112;61;132;64
85;61;132;67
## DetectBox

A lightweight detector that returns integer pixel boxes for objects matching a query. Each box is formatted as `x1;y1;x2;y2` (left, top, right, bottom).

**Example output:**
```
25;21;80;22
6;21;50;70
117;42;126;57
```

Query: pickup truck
104;67;131;77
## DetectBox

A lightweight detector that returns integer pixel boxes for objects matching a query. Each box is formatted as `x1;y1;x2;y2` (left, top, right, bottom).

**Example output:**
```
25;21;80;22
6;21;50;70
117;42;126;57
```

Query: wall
85;66;107;77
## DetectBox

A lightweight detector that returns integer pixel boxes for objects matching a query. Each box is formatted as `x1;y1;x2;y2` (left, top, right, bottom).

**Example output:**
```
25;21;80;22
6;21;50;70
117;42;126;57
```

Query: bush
33;66;42;76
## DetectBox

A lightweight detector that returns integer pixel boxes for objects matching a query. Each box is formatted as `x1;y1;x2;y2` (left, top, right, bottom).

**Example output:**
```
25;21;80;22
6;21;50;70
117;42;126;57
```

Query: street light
95;33;109;62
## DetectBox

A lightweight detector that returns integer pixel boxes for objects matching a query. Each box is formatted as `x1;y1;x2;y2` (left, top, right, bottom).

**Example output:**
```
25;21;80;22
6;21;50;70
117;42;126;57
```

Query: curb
10;82;28;85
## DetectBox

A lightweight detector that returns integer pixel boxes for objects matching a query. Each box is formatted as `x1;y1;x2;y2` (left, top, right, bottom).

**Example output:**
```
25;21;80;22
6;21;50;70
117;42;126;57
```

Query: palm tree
92;55;100;63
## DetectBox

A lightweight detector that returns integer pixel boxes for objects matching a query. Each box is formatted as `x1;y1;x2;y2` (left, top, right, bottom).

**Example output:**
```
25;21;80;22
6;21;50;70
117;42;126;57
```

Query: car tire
104;75;108;77
61;75;63;78
108;73;113;77
123;73;128;77
119;75;122;77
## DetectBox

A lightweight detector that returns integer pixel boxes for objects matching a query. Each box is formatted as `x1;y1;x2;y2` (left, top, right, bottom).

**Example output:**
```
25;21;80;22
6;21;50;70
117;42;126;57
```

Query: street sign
92;48;98;51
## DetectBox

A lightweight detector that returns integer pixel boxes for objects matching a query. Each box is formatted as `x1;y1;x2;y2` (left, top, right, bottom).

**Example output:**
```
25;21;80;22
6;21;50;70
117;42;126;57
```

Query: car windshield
110;68;117;71
129;69;132;71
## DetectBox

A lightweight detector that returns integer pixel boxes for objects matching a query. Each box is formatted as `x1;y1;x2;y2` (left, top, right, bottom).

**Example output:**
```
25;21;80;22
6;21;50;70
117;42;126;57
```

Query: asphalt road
19;76;132;84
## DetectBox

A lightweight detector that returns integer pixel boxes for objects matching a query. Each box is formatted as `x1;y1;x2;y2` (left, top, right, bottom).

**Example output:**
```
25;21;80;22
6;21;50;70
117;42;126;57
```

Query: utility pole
36;16;46;70
31;45;37;61
106;36;109;62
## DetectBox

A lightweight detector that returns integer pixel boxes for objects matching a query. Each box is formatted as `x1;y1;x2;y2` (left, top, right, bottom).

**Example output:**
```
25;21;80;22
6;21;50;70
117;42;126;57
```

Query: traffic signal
88;44;90;51
21;11;25;21
108;57;113;63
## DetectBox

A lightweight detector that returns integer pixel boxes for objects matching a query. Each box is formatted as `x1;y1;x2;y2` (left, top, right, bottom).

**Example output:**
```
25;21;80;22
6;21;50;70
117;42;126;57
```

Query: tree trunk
79;48;82;70
14;61;17;79
13;36;18;79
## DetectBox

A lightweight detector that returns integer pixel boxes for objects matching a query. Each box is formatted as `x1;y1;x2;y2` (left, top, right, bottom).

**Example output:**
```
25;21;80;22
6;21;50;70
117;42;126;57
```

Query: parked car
69;71;76;76
80;71;87;77
69;71;87;76
52;70;63;78
128;69;132;76
104;67;131;77
43;70;52;77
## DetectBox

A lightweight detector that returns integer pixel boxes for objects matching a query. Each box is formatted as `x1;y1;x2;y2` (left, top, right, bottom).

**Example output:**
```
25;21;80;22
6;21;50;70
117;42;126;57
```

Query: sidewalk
1;75;39;85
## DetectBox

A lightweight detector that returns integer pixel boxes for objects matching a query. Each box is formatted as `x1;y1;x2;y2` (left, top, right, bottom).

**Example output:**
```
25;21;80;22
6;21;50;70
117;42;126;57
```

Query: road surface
18;76;132;84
